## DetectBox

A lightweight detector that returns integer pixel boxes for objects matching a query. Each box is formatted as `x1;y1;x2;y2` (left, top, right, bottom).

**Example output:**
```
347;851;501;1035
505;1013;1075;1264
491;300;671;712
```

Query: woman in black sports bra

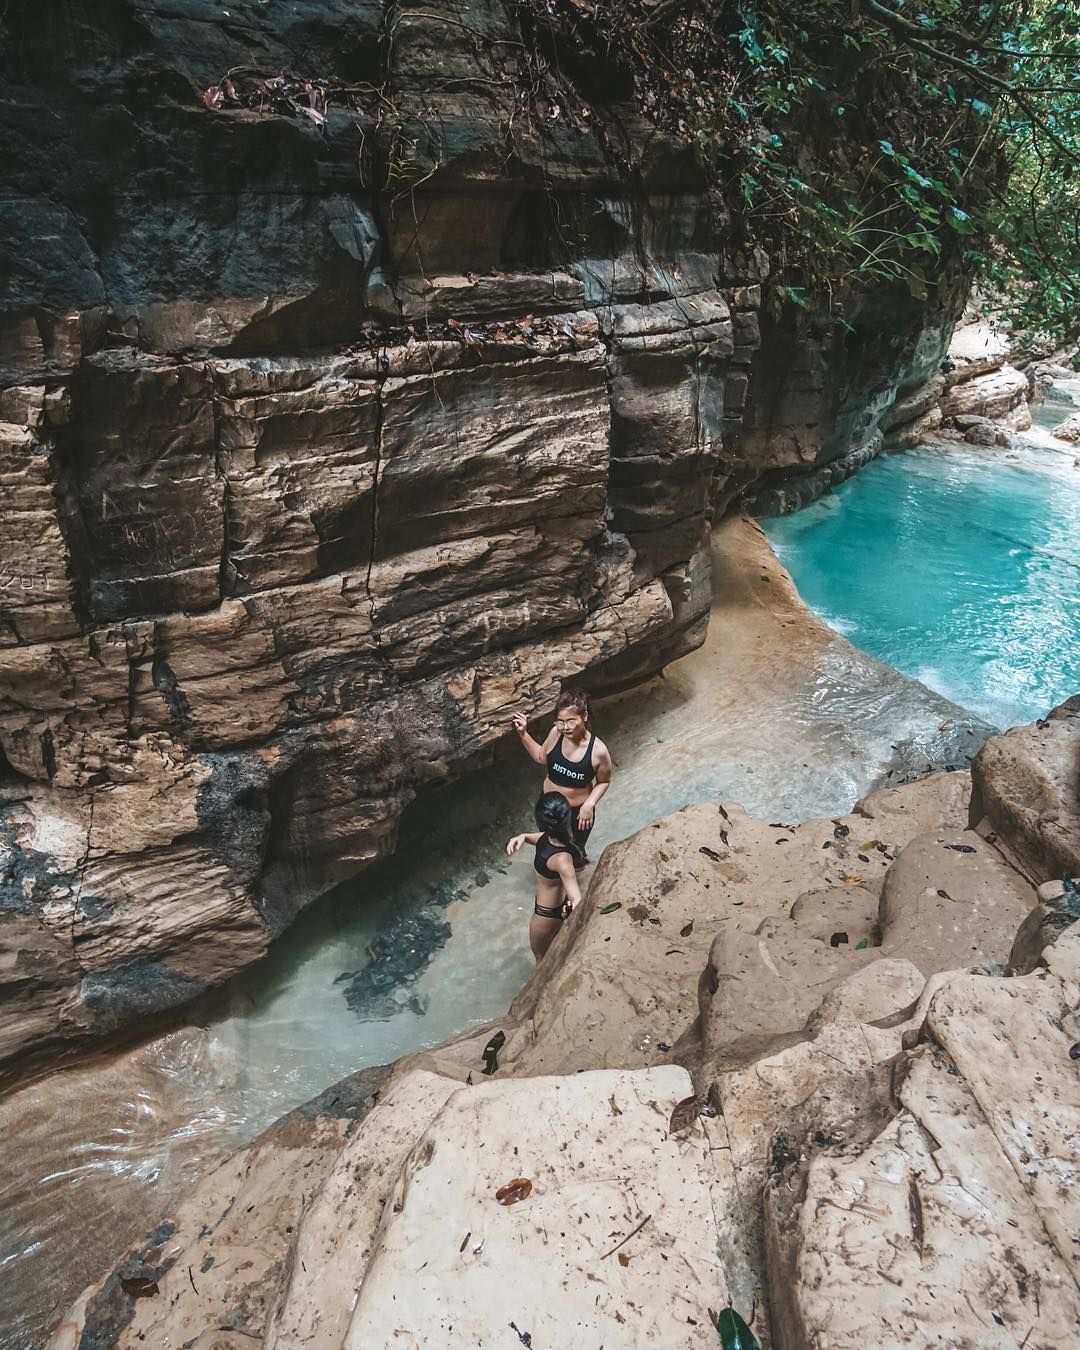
506;792;585;961
511;688;612;861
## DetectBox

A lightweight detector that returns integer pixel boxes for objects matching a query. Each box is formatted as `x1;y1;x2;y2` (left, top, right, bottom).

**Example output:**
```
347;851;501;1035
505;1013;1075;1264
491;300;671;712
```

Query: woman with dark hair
511;687;612;861
506;792;585;961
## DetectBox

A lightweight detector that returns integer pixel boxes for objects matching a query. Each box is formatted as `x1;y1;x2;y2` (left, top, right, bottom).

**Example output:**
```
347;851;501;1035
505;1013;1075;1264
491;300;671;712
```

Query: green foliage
526;1;1079;342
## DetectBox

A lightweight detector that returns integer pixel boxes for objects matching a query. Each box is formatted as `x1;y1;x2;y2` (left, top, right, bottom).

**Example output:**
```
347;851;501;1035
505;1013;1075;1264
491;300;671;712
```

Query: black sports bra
534;835;571;880
546;733;596;789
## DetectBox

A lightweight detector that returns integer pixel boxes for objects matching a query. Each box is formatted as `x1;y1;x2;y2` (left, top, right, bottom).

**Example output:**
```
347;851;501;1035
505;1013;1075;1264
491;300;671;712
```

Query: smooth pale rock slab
344;1065;727;1349
266;1069;462;1349
766;1047;1080;1349
970;696;1080;884
805;956;924;1032
925;965;1080;1286
879;828;1034;972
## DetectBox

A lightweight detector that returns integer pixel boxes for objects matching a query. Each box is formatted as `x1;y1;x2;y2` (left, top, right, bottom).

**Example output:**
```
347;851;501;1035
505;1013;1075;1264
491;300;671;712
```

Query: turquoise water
764;445;1080;730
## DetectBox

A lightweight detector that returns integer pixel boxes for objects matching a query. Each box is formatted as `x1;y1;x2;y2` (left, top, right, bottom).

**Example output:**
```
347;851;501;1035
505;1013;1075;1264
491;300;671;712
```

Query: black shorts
569;804;593;852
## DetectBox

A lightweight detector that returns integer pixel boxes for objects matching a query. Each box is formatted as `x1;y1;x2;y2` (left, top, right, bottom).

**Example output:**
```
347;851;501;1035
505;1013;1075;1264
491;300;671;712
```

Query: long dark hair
534;791;585;868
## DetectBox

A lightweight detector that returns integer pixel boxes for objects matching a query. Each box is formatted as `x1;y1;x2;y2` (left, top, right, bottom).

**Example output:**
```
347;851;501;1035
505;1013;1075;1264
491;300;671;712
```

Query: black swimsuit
533;835;572;919
546;733;597;849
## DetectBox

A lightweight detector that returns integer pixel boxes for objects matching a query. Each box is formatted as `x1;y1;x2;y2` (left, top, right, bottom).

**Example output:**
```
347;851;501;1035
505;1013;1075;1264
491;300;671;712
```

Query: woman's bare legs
529;913;562;961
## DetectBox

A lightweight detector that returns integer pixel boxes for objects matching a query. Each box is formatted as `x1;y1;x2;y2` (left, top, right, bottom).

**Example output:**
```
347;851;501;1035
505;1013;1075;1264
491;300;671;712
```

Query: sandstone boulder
764;923;1080;1349
878;828;1034;973
941;363;1029;421
53;1065;731;1350
970;695;1080;883
1051;412;1080;441
853;769;971;841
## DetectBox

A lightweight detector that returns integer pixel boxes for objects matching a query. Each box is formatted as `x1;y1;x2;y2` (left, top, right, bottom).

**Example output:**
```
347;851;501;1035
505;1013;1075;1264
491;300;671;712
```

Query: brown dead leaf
618;1251;631;1267
669;1094;700;1135
495;1178;532;1206
609;1095;622;1116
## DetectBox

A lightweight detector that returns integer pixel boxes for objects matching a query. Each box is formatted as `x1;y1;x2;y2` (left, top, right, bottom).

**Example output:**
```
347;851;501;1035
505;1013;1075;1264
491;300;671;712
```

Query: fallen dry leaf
495;1178;532;1206
669;1094;700;1134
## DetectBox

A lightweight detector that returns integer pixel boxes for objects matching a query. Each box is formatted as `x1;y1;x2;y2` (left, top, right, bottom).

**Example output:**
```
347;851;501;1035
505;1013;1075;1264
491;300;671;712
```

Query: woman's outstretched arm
511;712;556;767
554;851;584;910
506;831;542;856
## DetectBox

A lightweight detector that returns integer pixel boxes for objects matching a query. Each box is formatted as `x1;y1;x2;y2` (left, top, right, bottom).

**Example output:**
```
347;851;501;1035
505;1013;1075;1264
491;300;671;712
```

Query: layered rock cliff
0;1;970;1066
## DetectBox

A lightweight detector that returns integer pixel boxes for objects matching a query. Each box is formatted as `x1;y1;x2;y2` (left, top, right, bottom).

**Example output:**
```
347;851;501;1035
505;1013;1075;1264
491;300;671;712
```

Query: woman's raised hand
506;833;527;856
511;712;528;737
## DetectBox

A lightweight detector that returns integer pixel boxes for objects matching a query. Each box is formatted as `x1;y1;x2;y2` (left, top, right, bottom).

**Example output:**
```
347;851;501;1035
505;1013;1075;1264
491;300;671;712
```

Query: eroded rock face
0;0;984;1068
766;930;1080;1350
970;694;1080;883
0;2;747;1067
941;362;1030;422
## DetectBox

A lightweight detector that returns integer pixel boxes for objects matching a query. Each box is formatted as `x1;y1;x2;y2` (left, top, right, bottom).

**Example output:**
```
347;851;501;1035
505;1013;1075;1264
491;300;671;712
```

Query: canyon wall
0;0;966;1067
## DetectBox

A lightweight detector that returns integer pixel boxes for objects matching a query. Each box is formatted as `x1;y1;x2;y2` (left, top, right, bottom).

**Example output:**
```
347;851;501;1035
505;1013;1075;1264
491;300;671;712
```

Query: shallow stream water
764;431;1080;730
2;425;1077;1345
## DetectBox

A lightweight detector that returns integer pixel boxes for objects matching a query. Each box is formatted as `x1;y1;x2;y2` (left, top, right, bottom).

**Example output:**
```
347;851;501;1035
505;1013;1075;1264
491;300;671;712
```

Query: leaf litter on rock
669;1094;702;1134
495;1178;532;1206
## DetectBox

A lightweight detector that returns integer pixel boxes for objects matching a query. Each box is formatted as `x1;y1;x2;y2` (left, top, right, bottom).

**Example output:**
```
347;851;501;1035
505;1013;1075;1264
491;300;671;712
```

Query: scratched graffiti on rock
0;569;51;593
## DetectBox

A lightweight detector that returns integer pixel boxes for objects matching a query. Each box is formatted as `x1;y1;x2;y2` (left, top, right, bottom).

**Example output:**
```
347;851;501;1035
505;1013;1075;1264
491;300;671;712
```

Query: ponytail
534;791;585;868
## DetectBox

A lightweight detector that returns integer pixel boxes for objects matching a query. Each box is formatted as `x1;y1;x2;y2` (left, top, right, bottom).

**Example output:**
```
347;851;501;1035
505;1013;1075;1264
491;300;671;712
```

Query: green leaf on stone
711;1305;760;1350
855;937;869;950
599;902;622;915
